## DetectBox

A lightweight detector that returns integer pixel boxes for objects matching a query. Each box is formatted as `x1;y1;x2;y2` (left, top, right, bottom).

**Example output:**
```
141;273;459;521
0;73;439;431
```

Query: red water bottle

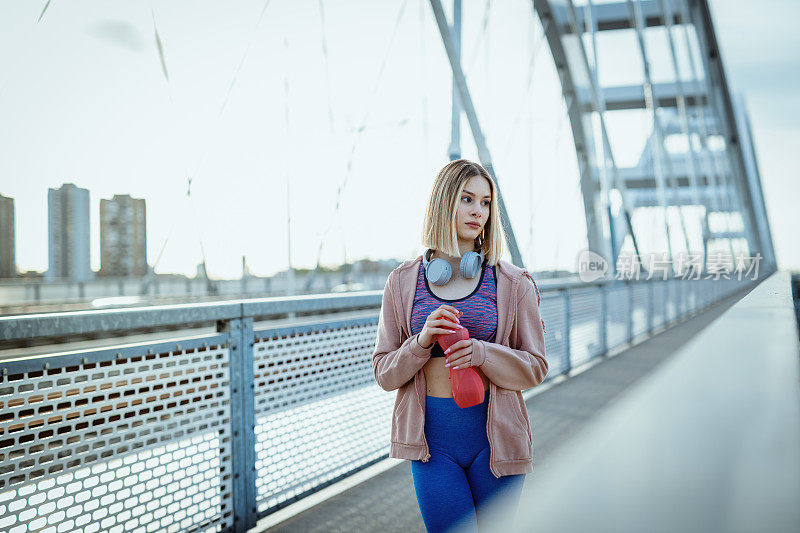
437;316;485;408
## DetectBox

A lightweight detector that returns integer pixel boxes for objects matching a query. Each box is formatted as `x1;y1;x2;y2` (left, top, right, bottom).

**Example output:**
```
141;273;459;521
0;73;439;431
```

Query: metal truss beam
533;0;643;273
565;0;685;31
429;0;525;267
732;94;776;265
687;0;769;262
708;230;747;240
625;184;736;208
587;81;708;111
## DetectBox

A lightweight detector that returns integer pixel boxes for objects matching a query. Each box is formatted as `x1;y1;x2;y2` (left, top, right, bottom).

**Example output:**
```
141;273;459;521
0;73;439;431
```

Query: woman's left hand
444;338;477;369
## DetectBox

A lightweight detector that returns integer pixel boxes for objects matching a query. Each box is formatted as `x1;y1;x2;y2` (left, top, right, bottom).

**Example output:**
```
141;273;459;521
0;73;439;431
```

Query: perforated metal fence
250;317;389;514
0;271;771;532
0;335;234;533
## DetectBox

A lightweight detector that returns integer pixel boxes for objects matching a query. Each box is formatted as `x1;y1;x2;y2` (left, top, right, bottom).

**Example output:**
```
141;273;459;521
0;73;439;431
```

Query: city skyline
1;184;396;280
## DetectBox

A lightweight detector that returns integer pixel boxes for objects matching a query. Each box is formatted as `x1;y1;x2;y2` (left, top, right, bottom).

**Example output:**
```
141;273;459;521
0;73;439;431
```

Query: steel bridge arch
530;0;776;271
432;0;775;273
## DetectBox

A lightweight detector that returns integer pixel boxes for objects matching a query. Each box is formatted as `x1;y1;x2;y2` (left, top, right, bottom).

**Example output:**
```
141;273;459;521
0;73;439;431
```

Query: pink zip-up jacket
372;254;548;478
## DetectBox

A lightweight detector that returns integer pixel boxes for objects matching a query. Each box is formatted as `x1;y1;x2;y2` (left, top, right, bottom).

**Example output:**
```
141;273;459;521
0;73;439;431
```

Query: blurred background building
46;182;91;282
0;193;14;278
99;193;147;277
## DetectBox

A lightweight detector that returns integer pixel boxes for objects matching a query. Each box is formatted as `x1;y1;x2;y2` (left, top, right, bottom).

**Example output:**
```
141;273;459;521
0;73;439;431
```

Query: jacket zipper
488;385;497;478
397;264;431;462
416;370;431;462
489;274;521;479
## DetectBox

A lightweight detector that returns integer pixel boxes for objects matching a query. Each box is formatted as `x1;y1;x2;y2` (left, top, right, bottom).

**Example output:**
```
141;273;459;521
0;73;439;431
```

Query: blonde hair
421;158;504;265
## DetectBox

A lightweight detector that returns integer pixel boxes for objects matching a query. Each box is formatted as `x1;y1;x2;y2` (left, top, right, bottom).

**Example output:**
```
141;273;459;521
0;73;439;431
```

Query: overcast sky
0;0;796;279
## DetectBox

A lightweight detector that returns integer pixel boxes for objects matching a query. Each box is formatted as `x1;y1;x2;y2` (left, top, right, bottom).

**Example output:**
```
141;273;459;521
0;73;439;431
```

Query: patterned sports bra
410;258;499;357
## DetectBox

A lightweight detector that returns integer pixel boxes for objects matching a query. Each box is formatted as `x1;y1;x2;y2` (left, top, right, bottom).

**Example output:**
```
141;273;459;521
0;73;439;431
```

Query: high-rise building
99;194;147;277
47;183;91;281
0;194;15;278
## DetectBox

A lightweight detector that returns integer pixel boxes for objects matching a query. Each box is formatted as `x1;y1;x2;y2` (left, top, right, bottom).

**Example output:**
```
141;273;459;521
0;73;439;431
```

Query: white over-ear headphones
422;246;485;286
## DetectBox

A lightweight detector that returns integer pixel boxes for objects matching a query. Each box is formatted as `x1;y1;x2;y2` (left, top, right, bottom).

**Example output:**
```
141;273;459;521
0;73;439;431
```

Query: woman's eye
462;197;490;206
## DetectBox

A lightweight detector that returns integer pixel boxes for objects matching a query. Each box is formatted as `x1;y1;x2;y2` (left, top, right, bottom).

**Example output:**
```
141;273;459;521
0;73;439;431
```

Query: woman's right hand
418;305;462;348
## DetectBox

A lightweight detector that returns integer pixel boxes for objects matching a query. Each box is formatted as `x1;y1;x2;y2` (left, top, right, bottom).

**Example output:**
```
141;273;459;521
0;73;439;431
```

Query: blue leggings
411;394;526;533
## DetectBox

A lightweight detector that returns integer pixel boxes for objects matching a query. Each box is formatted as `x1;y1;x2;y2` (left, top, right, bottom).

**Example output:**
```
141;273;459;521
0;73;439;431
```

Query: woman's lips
466;222;480;228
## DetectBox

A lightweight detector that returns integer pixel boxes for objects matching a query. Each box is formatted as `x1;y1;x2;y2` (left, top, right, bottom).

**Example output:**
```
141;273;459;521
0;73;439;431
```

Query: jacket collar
392;254;529;344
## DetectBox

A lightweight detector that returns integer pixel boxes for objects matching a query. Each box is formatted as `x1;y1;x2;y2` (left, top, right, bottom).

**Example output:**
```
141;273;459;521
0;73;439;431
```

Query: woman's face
456;175;492;243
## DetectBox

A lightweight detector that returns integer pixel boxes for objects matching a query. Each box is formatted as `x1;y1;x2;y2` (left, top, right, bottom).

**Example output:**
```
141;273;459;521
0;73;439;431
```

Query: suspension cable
310;0;410;272
318;0;336;135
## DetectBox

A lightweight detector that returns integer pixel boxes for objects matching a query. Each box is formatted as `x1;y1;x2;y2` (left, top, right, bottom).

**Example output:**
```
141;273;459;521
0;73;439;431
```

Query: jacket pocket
492;389;532;460
391;381;424;445
393;387;412;422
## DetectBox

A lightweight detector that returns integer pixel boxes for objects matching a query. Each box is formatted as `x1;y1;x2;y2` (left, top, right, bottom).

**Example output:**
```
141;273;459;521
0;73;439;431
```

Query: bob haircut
421;158;504;266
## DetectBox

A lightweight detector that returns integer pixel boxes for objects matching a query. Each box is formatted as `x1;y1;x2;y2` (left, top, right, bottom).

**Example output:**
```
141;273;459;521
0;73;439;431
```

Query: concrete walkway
262;283;758;533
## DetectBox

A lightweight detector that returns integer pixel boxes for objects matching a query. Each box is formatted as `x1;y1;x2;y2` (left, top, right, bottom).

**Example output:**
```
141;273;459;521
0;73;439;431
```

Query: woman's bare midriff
425;358;491;397
422;266;492;398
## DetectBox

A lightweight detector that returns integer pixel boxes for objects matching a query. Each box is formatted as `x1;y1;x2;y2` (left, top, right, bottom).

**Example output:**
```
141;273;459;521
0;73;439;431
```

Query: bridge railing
0;269;773;532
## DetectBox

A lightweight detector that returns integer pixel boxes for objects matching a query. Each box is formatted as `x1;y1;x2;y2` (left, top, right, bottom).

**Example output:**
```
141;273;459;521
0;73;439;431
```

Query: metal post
627;281;633;342
647;281;654;333
600;282;608;355
679;278;685;318
448;0;462;161
563;288;572;373
219;317;257;531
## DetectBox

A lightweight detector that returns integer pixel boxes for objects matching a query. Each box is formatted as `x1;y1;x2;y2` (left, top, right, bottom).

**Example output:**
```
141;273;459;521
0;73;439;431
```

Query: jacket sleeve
372;269;433;391
471;272;548;391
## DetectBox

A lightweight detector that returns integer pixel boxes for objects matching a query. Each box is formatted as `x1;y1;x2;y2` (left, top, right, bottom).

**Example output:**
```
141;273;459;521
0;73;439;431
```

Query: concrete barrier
505;271;800;533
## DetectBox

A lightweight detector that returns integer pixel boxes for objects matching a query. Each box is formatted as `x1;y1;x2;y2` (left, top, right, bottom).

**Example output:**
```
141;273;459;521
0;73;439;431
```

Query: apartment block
47;183;91;281
99;194;147;277
0;194;15;278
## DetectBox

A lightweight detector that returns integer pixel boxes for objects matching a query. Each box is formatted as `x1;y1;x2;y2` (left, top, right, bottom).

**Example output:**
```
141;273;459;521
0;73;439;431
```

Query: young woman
372;159;548;532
